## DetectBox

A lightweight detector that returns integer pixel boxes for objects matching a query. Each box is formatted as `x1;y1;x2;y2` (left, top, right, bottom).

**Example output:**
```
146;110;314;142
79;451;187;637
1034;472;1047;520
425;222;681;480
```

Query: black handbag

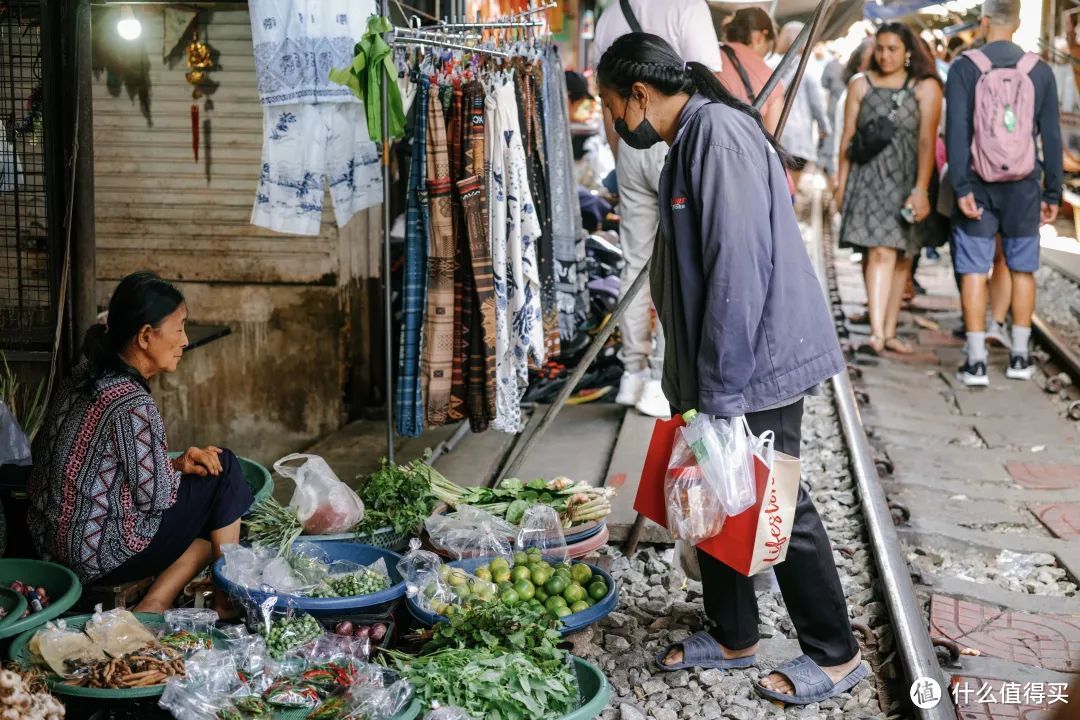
848;75;912;165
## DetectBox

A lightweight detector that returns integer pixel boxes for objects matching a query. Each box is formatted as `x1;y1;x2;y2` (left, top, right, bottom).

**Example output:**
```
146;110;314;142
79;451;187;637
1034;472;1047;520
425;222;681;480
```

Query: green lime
585;598;595;607
492;568;512;584
570;563;593;585
511;565;532;583
544;595;567;612
513;551;530;566
448;569;469;586
570;600;590;614
555;569;572;583
527;546;543;558
588;580;608;600
490;557;509;572
563;584;585;604
498;581;513;593
544;576;567;596
513;579;535;601
555;605;573;619
531;567;552;587
534;587;549;603
474;567;492;581
554;562;571;572
500;588;520;606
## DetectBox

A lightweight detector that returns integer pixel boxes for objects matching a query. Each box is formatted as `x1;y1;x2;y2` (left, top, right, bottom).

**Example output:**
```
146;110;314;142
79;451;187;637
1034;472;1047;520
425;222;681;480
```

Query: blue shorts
952;227;1040;275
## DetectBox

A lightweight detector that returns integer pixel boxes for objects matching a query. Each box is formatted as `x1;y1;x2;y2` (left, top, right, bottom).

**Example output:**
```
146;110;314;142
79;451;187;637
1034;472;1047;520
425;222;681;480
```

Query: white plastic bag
514;505;568;563
275;453;364;534
424;505;514;560
0;400;31;466
680;411;756;517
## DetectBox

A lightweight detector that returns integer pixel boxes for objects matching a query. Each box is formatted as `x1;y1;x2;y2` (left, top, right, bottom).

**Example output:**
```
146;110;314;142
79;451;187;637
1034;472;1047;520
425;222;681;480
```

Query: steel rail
811;192;953;720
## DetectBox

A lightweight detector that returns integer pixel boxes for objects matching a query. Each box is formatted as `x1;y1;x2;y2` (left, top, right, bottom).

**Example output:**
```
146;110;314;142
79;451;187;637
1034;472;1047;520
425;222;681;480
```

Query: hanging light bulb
117;6;142;41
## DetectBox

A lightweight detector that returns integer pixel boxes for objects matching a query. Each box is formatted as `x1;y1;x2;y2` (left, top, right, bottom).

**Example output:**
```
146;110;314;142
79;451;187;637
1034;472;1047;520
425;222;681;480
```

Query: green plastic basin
0;587;27;634
0;559;81;639
564;657;611;720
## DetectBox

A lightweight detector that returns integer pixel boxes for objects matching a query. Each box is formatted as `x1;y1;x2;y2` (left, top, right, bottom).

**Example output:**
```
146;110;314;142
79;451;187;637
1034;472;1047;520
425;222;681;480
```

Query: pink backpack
965;49;1040;183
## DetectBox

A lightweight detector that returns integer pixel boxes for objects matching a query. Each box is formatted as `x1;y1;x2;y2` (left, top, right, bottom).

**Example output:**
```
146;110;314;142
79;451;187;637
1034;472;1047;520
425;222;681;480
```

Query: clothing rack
376;4;553;463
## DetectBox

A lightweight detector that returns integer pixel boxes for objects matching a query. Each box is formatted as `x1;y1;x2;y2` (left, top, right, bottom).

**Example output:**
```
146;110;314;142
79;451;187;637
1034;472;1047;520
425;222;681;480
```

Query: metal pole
497;0;832;482
72;0;97;357
753;3;822;116
809;190;952;720
775;0;834;139
381;0;395;464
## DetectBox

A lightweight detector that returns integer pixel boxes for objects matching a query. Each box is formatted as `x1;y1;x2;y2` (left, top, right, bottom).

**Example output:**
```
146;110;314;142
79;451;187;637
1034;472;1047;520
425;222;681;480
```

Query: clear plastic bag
159;649;246;720
514;504;568;563
397;539;442;598
425;707;474;720
424;504;515;560
83;606;158;658
275;453;365;535
319;558;391;598
29;620;106;677
247;596;324;660
0;400;31;466
680;411;756;517
160;608;218;655
221;544;276;590
664;433;726;545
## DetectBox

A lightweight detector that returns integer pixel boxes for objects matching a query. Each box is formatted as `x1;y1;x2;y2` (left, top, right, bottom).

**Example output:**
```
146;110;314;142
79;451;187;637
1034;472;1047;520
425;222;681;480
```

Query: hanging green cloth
329;15;406;142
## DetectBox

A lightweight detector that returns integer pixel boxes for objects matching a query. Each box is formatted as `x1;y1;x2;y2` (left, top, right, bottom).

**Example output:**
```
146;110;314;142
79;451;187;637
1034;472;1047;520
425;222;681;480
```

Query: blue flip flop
753;655;869;705
654;630;757;672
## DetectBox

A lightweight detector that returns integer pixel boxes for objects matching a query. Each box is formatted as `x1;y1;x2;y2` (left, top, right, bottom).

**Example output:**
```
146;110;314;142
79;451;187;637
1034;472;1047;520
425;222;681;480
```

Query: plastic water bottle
1003;104;1017;133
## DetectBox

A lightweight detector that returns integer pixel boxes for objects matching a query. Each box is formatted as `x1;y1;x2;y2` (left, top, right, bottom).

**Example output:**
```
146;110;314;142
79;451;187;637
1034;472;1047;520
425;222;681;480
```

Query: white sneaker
615;371;646;407
1006;354;1035;381
635;379;671;418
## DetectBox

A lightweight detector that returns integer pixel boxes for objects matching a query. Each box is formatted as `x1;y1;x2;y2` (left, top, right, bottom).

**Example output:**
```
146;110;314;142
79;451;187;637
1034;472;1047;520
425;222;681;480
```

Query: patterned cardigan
29;364;182;582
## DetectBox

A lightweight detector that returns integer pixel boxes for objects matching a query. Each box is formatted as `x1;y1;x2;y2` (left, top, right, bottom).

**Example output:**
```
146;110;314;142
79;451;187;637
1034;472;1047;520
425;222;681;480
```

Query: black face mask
614;97;663;150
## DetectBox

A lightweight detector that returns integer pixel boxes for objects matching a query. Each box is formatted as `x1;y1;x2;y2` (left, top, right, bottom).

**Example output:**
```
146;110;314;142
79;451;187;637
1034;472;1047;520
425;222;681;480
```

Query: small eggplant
334;621;354;636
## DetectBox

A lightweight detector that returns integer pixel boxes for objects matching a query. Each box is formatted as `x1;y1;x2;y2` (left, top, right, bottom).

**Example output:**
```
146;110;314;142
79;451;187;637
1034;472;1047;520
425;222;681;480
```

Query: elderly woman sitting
29;272;253;613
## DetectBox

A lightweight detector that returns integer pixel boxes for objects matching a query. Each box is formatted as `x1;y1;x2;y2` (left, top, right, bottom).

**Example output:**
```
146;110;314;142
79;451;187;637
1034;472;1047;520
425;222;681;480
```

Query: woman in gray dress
836;23;942;355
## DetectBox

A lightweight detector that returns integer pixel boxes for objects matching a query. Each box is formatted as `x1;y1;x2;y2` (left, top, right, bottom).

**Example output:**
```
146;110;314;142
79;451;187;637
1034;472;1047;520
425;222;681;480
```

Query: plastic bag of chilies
664;431;727;545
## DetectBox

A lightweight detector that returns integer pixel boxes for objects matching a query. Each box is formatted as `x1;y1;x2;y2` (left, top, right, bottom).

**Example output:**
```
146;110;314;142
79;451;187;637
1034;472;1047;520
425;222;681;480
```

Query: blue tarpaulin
864;0;944;21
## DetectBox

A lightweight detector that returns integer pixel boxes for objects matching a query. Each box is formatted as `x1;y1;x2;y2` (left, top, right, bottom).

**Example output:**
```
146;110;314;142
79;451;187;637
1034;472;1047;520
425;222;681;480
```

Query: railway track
810;192;1079;719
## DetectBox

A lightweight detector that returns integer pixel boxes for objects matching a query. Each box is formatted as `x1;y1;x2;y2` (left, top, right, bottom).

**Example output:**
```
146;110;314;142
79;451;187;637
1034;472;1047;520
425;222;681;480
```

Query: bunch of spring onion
244;497;304;556
424;462;614;527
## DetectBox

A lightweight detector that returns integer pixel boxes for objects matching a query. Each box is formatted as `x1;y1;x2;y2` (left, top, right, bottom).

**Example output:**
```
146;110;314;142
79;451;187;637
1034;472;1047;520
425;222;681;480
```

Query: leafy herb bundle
354;460;436;537
385;602;578;720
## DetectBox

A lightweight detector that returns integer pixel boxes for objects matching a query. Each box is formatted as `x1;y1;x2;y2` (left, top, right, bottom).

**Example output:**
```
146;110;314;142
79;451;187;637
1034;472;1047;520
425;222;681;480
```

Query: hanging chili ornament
185;32;214;162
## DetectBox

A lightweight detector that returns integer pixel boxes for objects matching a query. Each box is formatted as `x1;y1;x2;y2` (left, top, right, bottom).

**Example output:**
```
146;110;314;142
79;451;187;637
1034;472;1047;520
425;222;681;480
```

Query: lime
555;605;573;619
570;563;593;585
555;568;572;582
544;576;567;596
585;598;595;607
530;567;552;587
513;579;536;601
554;562;571;572
527;546;543;558
513;551;529;566
492;568;512;584
588;580;608;600
448;569;469;586
534;587;549;603
498;581;513;593
474;567;492;581
563;584;586;604
511;566;533;583
544;595;567;612
570;600;590;614
500;588;520;606
490;557;510;572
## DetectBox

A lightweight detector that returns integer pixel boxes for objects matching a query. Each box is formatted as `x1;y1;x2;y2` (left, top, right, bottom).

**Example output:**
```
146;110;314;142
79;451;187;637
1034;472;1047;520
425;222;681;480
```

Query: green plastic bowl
564;657;611;720
168;452;274;508
0;587;27;634
0;559;81;639
7;611;226;700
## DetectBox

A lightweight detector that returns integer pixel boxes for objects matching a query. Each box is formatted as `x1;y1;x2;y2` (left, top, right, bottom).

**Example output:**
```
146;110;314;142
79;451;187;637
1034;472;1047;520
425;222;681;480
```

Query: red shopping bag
633;416;687;529
697;449;800;576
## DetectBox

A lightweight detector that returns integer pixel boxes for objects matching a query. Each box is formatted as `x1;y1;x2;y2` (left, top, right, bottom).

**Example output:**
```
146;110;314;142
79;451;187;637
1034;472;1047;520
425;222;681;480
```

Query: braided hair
597;32;787;159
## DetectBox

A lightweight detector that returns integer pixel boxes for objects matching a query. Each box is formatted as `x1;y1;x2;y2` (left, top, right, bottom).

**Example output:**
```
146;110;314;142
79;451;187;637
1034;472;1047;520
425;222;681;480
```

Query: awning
707;0;866;41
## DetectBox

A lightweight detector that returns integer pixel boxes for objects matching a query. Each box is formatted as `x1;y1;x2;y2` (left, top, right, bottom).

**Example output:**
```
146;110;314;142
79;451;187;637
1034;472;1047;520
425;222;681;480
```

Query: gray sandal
753;655;868;705
654;631;757;672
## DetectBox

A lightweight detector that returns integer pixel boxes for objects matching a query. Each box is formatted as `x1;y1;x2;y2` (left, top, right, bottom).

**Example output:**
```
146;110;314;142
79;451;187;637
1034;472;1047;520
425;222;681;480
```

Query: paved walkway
834;247;1080;717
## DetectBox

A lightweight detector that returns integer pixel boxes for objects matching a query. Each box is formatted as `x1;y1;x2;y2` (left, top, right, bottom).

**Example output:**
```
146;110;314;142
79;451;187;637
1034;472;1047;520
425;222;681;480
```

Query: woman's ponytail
81;323;114;380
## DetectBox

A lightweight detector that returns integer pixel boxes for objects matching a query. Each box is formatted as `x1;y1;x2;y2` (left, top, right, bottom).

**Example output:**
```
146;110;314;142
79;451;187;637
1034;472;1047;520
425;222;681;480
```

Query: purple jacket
653;94;844;417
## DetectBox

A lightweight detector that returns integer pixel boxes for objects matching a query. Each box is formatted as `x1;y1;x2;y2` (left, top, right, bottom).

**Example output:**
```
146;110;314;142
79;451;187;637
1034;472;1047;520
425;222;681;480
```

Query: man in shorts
946;0;1062;386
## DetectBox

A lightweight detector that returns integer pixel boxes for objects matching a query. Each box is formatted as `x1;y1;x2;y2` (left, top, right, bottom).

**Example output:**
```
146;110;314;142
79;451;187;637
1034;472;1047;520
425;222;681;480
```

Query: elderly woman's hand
173;446;223;477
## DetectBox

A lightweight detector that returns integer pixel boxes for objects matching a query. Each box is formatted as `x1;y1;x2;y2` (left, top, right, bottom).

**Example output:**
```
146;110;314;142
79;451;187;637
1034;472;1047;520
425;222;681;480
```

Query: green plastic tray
564;656;611;720
7;611;219;700
0;558;81;639
0;587;28;634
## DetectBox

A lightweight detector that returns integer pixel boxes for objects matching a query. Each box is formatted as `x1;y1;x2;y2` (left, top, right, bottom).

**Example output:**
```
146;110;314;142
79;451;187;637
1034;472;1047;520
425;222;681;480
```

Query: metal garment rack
376;3;553;463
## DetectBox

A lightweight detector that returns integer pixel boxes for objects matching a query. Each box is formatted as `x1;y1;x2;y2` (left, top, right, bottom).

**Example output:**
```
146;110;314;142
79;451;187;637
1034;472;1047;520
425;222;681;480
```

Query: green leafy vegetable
354;460;436;537
244;498;304;555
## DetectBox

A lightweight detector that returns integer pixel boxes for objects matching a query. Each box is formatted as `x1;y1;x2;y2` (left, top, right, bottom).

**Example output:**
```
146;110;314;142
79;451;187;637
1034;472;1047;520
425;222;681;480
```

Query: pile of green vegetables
386;602;578;720
244;459;436;551
427;470;614;527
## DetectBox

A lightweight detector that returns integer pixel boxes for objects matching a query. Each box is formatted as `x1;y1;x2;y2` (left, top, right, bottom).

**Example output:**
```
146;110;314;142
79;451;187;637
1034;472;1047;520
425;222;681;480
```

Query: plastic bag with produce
680;411;756;517
425;505;514;560
83;606;158;658
424;707;474;720
664;432;727;545
275;454;364;535
161;608;218;655
514;504;568;563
